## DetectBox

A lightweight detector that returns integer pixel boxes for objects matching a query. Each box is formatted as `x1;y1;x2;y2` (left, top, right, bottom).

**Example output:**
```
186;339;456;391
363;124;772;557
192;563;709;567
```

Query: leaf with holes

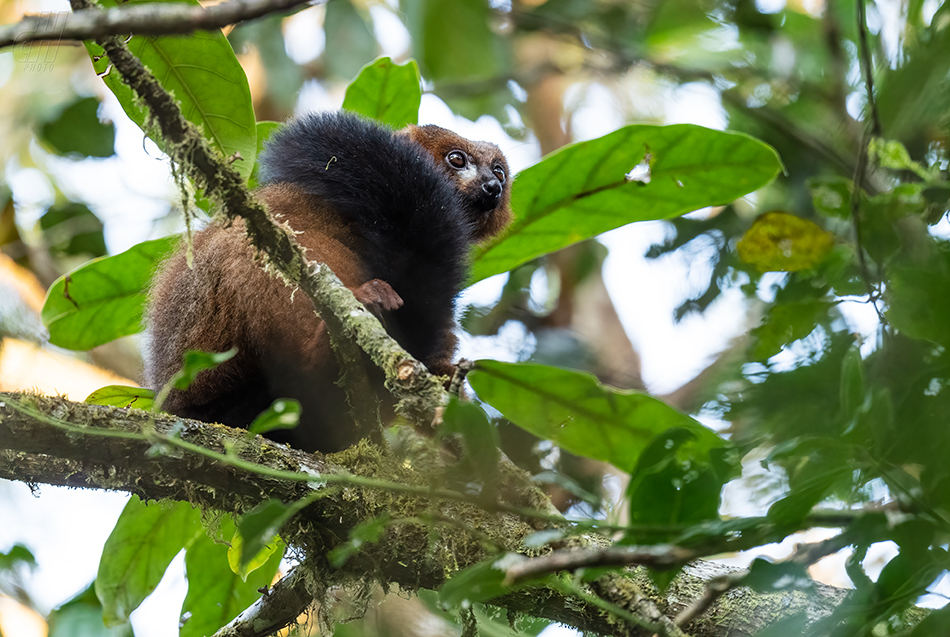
470;124;782;284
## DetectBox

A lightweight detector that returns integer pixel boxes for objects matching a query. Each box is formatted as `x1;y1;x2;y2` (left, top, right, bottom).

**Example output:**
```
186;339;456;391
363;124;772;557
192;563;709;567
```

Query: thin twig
789;534;853;566
0;0;318;49
504;545;702;586
851;131;888;327
855;0;882;136
212;563;321;637
673;571;745;627
555;575;690;637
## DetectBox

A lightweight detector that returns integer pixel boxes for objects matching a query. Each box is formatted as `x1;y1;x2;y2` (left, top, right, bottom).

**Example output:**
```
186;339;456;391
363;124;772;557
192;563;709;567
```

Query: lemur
144;111;512;452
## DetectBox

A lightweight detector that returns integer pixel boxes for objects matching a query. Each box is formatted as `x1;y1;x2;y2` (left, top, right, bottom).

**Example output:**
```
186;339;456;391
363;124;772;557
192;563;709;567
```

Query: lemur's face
398;124;512;241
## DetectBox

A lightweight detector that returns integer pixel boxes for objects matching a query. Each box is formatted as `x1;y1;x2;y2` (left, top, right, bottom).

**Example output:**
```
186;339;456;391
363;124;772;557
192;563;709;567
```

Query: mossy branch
0;391;874;637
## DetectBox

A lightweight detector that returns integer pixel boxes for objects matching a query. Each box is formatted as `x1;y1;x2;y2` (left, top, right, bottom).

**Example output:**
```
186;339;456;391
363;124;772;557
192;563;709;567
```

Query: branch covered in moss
0;391;895;637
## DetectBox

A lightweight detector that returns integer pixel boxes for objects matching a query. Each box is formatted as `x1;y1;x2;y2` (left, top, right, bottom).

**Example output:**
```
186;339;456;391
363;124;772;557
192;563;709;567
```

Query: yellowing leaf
227;531;282;581
737;211;834;272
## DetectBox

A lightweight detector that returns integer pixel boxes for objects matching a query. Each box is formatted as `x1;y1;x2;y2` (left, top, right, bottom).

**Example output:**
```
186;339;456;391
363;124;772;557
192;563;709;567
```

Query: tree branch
504;545;703;586
0;392;869;636
213;563;322;637
0;0;317;49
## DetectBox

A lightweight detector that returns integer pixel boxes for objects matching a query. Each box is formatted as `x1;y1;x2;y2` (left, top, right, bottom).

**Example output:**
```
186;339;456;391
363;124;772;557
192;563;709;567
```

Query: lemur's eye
446;151;466;168
492;165;506;184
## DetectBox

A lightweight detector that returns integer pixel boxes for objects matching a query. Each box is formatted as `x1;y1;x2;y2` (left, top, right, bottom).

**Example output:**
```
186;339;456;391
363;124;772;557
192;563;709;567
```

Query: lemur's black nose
482;180;502;199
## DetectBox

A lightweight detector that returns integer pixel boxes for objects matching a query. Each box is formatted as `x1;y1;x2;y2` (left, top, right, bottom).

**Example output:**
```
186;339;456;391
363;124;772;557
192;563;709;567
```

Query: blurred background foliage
3;0;950;634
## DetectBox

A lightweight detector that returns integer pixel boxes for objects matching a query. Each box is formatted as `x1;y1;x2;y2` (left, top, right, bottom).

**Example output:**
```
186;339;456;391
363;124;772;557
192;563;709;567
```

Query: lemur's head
399;124;512;242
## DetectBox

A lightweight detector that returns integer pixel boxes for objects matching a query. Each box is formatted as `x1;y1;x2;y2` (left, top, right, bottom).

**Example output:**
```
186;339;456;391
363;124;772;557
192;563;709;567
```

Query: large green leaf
41;236;178;350
96;497;202;626
84;0;257;182
467;360;722;473
470;125;782;283
40;202;107;259
402;0;509;83
342;57;422;129
180;516;282;637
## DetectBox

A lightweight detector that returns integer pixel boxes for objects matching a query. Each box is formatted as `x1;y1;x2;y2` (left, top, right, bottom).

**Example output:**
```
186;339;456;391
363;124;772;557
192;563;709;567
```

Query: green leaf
328;514;391;568
41;236;178;350
228;528;284;581
248;120;281;190
234;499;295;571
40;202;107;259
869;138;935;181
85;385;156;411
324;0;378;81
888;253;950;346
750;300;831;361
39;97;115;158
342;57;422;129
440;398;499;490
170;349;238;392
737;211;834;272
874;548;947;612
467;360;722;473
839;346;865;421
626;428;725;542
765;438;852;526
96;496;202;626
84;0;257;182
470;125;782;283
808;176;853;219
402;0;509;83
743;558;813;592
0;544;36;570
439;553;525;607
48;584;132;637
248;398;301;436
180;516;282;637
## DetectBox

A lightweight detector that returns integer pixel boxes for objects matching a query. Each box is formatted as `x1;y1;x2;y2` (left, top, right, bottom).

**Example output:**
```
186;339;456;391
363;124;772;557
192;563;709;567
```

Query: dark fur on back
258;112;473;361
261;113;473;290
145;112;511;453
